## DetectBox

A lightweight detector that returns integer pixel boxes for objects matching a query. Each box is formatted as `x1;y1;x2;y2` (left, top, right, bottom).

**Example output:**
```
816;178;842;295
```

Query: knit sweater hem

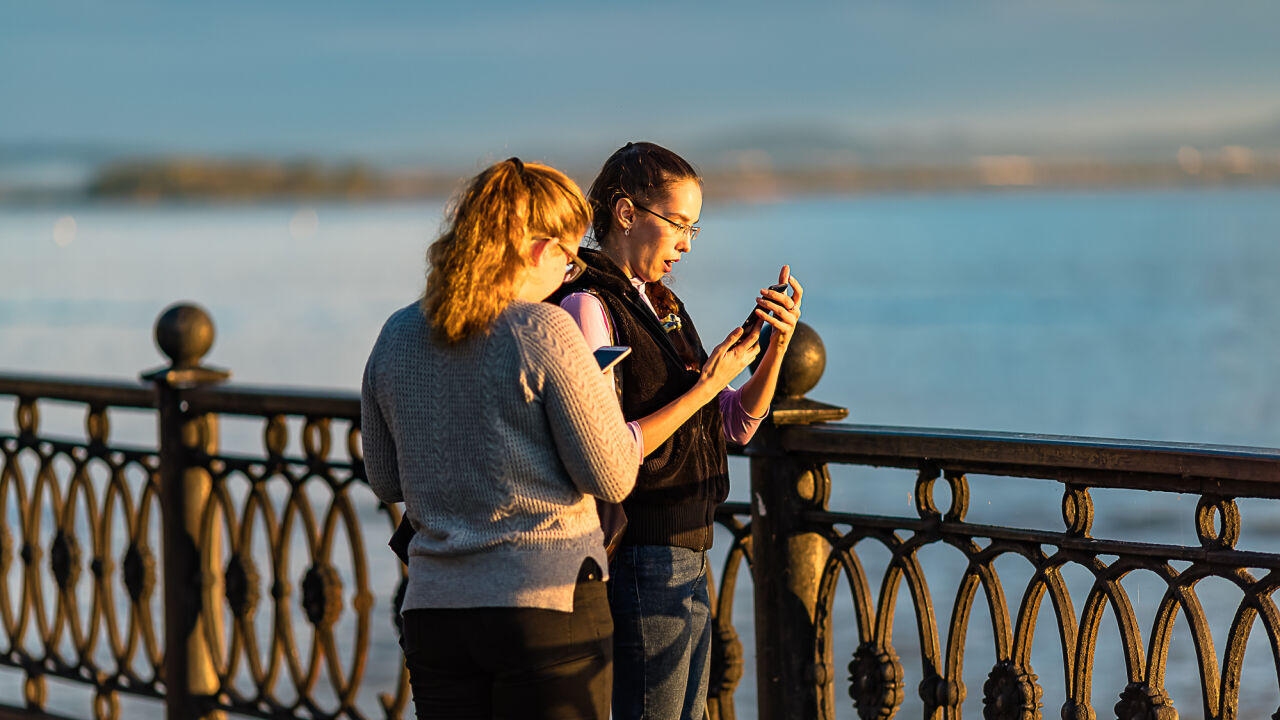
402;532;610;614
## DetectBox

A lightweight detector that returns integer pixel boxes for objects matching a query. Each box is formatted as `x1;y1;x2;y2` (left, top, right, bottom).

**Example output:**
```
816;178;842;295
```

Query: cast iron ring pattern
804;459;1280;720
1;387;752;720
8;383;1280;718
0;399;164;720
0;395;411;720
191;413;400;720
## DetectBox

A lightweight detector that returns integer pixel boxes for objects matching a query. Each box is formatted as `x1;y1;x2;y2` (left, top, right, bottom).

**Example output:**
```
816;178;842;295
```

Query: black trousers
401;561;612;720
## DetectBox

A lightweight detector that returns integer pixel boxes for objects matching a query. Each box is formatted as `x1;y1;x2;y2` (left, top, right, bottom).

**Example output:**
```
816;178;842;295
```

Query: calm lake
3;186;1280;718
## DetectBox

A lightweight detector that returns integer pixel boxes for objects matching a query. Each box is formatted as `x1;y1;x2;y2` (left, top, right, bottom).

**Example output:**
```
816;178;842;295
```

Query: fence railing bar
784;424;1280;486
0;373;155;408
184;384;359;418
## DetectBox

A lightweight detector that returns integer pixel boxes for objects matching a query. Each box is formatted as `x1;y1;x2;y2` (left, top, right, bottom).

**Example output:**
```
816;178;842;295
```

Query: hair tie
507;157;524;174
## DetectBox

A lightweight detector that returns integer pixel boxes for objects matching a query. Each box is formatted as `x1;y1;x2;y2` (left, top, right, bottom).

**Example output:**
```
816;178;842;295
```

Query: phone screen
593;346;632;374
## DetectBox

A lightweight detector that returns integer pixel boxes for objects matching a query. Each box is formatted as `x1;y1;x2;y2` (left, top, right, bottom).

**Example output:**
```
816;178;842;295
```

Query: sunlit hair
422;158;590;343
586;141;700;248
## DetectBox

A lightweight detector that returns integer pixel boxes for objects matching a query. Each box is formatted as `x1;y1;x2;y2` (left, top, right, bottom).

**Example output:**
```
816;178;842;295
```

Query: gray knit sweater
361;300;637;612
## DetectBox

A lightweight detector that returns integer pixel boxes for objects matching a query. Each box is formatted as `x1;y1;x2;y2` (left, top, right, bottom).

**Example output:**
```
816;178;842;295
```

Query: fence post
750;322;846;720
142;303;229;720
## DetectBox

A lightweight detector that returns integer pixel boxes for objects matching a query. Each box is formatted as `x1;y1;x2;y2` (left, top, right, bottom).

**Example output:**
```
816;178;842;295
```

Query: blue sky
3;1;1279;166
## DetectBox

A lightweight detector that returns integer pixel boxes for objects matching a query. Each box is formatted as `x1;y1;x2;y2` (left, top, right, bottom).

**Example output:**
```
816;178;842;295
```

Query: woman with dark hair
363;158;638;719
551;142;803;720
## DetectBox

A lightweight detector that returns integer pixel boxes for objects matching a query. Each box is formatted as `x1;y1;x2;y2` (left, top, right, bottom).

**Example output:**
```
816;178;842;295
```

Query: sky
3;1;1279;167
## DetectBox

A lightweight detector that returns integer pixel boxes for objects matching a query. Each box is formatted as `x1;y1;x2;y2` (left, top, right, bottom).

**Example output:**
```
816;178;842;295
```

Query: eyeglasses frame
547;239;587;283
631;202;701;242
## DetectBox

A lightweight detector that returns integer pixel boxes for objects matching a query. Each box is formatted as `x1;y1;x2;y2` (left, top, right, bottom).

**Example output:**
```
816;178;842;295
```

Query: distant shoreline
2;155;1278;205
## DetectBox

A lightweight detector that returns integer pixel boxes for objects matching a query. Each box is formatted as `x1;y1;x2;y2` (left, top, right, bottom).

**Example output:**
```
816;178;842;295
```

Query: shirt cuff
719;386;767;445
627;421;644;466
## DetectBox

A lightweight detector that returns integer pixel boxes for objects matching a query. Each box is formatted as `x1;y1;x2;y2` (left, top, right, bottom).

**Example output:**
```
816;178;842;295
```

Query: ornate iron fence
2;303;1280;720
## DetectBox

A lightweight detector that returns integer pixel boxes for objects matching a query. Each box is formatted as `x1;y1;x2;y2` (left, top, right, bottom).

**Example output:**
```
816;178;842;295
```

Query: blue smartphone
593;345;631;373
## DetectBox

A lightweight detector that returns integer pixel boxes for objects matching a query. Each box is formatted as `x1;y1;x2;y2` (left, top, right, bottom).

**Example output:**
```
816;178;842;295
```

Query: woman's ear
528;236;552;268
614;197;635;234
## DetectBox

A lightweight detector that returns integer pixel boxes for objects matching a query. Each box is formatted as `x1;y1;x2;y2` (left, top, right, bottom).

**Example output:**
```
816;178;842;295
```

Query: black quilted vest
549;249;729;550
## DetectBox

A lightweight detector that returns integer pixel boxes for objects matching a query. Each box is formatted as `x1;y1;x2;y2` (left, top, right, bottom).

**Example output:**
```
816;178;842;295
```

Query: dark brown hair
587;141;700;249
587;142;703;367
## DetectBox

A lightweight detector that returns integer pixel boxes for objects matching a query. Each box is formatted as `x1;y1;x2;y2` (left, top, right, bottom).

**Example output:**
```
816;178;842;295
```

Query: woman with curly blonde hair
363;157;639;719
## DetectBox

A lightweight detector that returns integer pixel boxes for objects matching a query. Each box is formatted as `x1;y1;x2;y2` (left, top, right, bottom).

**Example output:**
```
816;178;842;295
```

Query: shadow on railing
2;303;1280;720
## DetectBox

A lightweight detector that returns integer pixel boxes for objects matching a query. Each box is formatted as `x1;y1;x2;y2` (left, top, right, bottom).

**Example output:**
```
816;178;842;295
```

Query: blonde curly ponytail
422;158;590;343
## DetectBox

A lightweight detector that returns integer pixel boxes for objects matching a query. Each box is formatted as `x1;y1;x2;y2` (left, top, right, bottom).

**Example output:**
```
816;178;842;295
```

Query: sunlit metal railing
3;304;1280;720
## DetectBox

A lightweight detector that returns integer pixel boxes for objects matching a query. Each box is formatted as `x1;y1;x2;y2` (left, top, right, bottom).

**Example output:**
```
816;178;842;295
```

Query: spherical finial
752;320;827;398
154;303;215;369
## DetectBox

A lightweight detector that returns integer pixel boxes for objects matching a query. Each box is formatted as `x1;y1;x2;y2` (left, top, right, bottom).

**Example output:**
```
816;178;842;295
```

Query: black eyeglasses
633;202;700;241
554;241;587;282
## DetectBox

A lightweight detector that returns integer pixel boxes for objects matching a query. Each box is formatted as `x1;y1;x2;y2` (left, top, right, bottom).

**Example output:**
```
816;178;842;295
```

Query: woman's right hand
697;326;762;395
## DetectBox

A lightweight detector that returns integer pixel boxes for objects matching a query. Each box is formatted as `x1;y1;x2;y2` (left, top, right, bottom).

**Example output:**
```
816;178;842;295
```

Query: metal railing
2;303;1279;720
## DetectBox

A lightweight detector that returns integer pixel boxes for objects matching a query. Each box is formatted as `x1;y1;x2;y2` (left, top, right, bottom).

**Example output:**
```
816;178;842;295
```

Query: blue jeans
608;545;711;720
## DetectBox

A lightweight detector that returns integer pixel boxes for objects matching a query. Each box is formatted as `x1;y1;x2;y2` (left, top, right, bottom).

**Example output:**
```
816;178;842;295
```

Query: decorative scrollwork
94;688;120;720
981;660;1042;720
1113;682;1178;720
348;425;363;464
943;470;969;522
86;406;110;447
709;623;744;696
795;462;832;509
16;398;39;436
224;553;259;619
18;354;1280;720
0;525;10;573
1061;484;1093;537
302;417;331;462
301;562;343;628
50;529;82;590
915;465;942;520
1194;495;1239;550
919;673;966;713
1;379;400;719
24;674;46;708
264;415;288;457
122;542;155;603
1060;699;1097;720
848;642;904;720
914;466;968;522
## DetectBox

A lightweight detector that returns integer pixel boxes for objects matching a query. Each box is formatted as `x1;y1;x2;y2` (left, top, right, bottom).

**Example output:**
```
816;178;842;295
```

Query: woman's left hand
754;265;803;351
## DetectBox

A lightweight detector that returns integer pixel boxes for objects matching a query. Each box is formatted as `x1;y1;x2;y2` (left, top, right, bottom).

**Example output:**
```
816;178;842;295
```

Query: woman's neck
600;241;635;279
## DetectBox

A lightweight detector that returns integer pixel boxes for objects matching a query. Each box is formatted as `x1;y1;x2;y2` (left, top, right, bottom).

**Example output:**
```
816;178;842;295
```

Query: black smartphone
741;282;790;333
593;345;632;374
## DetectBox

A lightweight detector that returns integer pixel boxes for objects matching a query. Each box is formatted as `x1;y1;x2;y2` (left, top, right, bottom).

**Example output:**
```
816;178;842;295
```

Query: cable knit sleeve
360;336;403;504
523;305;637;503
